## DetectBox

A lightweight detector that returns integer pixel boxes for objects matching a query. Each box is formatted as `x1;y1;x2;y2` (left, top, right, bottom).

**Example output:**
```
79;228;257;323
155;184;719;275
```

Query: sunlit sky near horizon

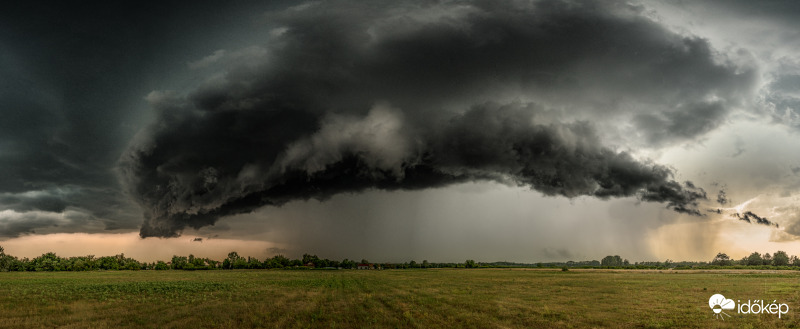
2;0;800;263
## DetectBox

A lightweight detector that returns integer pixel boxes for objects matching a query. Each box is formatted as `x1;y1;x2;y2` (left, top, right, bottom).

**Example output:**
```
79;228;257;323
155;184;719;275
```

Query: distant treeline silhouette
0;246;484;271
0;246;797;271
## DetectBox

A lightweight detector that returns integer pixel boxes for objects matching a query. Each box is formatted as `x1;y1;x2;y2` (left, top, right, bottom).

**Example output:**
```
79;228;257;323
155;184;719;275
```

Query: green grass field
1;269;799;328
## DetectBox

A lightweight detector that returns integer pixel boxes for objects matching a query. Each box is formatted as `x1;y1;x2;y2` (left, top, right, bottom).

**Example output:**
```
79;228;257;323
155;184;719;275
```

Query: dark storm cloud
0;212;63;238
0;1;291;236
0;191;68;213
633;101;728;146
433;103;709;215
117;0;758;237
638;180;707;216
0;206;102;238
716;189;729;205
0;46;141;235
733;211;778;228
0;187;141;237
124;100;708;237
0;3;168;235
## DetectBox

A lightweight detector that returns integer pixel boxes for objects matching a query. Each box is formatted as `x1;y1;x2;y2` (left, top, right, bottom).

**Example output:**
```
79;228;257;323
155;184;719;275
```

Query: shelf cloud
117;0;754;237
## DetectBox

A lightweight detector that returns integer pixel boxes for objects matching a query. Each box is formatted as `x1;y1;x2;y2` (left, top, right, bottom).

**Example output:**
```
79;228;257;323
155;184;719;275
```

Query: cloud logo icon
709;294;735;320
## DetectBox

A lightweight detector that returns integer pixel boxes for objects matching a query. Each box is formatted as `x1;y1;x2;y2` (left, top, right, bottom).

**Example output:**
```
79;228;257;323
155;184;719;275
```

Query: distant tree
747;252;763;266
360;259;369;264
712;253;732;266
409;260;418;268
71;259;87;271
302;254;320;266
171;255;188;270
190;255;206;268
233;257;249;269
155;261;169;270
207;259;219;269
83;255;97;270
95;256;116;270
340;259;356;269
124;260;141;270
248;257;262;269
263;256;285;269
32;252;62;271
273;255;290;267
601;255;624;267
791;255;800;267
224;252;248;269
763;253;773;266
774;251;790;266
422;260;430;269
465;259;477;268
0;246;12;272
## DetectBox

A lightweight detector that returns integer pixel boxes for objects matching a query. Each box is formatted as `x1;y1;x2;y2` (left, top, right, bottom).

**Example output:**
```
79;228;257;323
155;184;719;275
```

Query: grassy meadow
1;268;799;328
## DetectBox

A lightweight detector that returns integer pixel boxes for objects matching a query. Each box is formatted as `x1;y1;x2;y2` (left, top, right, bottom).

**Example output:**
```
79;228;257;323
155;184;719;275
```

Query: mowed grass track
1;269;800;328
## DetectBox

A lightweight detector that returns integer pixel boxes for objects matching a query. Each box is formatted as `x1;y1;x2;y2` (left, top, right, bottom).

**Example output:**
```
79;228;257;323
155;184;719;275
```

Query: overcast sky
2;0;800;262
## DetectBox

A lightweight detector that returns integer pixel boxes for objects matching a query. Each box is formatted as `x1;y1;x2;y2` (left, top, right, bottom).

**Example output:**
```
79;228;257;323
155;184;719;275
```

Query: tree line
0;246;482;272
710;251;798;267
562;251;800;269
482;251;800;270
2;245;797;272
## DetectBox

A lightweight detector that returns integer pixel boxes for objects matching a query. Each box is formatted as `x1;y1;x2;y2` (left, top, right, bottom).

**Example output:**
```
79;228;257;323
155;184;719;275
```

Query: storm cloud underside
118;0;758;237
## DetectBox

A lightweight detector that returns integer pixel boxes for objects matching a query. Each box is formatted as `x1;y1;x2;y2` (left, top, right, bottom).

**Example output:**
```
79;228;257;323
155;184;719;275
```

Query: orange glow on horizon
0;232;288;262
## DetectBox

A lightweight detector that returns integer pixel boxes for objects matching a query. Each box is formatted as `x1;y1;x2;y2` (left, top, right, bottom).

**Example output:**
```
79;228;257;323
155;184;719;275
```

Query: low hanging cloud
0;186;141;237
121;102;709;237
119;0;756;237
733;211;778;228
